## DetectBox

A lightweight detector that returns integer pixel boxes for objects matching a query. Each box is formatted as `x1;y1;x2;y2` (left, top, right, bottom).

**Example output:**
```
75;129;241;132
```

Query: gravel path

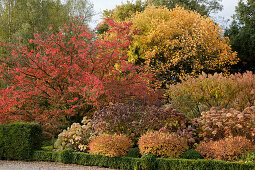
0;160;117;170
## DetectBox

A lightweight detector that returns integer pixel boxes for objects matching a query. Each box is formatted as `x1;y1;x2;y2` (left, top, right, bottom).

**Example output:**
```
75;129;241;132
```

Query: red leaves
0;20;155;131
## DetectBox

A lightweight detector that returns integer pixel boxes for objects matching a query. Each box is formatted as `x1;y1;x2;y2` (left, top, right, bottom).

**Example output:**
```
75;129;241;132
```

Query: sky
89;0;240;29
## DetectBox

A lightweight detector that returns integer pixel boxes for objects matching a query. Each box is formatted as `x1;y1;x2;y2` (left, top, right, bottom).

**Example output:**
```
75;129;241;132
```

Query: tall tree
0;19;154;135
66;0;94;23
124;6;238;86
102;0;222;21
0;0;94;95
103;0;146;21
148;0;222;15
0;0;93;44
225;0;255;72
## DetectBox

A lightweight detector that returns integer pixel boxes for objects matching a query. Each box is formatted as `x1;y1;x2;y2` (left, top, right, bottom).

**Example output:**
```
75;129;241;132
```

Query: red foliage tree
0;19;154;133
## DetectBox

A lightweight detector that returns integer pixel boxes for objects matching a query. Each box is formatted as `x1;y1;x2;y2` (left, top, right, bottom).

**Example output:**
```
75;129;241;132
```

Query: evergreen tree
225;0;255;72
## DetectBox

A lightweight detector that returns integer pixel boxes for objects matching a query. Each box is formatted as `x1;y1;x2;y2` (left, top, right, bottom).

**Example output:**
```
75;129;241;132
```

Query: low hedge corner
0;122;42;160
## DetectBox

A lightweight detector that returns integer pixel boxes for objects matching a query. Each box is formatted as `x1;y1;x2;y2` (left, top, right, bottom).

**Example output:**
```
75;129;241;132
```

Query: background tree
65;0;94;23
0;0;93;44
126;6;238;86
148;0;222;16
224;0;255;72
103;0;146;21
102;0;222;22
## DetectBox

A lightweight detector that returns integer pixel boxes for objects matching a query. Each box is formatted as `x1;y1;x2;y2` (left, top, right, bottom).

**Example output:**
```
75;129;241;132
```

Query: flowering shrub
196;136;255;161
54;117;93;152
175;126;198;147
138;131;188;158
159;107;199;148
88;133;133;157
169;71;255;118
193;106;255;142
92;99;197;143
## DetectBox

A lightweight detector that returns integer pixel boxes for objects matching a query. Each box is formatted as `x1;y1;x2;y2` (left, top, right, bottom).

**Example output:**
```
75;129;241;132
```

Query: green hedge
157;158;255;170
32;150;142;169
0;122;42;160
32;150;255;170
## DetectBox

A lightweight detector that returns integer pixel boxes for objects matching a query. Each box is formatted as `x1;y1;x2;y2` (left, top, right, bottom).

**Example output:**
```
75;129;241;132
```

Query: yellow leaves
126;6;238;85
88;133;133;157
114;63;121;72
138;131;189;158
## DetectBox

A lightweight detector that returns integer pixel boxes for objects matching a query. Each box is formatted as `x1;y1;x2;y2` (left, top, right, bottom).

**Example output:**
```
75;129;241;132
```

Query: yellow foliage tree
128;6;238;86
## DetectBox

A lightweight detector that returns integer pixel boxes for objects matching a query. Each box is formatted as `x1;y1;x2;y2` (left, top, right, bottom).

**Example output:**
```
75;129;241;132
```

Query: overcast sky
89;0;240;29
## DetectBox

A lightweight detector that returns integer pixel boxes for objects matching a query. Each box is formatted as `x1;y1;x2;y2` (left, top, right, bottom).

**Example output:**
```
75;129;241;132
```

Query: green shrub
59;149;74;164
156;158;255;170
32;151;54;162
41;146;53;151
141;153;157;170
179;149;203;159
52;151;61;162
127;147;141;158
239;152;255;164
0;122;42;160
72;152;142;169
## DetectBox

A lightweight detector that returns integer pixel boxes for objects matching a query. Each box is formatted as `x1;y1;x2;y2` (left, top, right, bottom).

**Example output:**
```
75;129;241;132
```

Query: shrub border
31;150;255;170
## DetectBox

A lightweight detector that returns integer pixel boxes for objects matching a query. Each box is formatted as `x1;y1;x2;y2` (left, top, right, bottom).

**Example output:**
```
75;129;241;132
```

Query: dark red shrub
92;99;198;146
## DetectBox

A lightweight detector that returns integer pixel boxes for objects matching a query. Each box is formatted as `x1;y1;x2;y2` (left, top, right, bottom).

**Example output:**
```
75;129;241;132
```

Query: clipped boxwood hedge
32;150;255;170
157;158;255;170
0;122;42;160
32;150;143;169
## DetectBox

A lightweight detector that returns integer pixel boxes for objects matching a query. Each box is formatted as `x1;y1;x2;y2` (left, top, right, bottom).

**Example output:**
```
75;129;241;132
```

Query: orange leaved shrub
193;106;255;142
196;136;255;161
138;131;188;158
88;133;133;157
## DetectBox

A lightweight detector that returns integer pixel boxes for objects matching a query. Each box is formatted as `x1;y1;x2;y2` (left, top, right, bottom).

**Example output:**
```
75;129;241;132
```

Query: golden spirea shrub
196;136;255;161
138;131;188;158
88;133;133;157
193;106;255;142
54;117;93;152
